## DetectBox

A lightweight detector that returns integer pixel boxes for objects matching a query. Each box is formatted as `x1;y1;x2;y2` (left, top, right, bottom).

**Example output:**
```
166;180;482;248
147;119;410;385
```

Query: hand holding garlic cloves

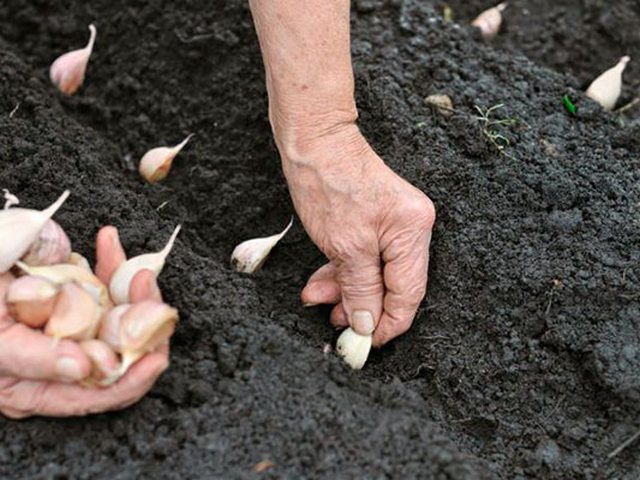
0;222;174;418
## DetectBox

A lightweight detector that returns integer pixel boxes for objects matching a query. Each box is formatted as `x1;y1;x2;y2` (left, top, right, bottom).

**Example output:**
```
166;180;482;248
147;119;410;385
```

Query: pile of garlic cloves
0;191;179;387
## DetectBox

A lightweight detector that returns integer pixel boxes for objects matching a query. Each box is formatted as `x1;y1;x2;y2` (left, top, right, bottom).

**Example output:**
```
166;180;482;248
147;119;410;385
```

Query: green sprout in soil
562;95;576;115
474;103;518;154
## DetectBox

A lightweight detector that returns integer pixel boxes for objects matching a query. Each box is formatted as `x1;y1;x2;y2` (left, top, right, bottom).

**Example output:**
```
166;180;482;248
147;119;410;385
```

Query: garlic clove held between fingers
50;24;97;95
231;218;293;273
139;134;194;183
118;300;178;376
44;282;100;341
336;327;372;370
5;276;59;329
21;220;71;267
109;225;181;305
16;262;111;311
0;190;70;273
586;56;630;111
67;252;92;272
80;339;121;385
471;2;507;40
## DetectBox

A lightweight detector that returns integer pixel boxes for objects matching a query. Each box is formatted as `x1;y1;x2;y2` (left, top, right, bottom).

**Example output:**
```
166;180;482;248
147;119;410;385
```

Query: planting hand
250;0;435;346
0;227;169;418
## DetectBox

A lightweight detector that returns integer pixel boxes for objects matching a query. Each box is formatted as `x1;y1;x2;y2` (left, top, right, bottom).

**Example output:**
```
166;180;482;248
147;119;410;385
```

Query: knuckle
405;195;436;228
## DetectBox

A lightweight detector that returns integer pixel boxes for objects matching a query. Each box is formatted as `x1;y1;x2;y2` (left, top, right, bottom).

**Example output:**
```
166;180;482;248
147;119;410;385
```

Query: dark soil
0;0;639;478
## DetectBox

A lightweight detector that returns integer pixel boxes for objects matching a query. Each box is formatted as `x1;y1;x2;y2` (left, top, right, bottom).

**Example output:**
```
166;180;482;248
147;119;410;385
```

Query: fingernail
56;357;84;381
303;302;319;308
352;310;374;335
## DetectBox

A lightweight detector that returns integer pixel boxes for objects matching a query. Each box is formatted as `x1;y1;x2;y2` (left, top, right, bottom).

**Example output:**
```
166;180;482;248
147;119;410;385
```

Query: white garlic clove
109;225;181;305
586;56;630;111
21;220;71;267
0;272;16;323
336;327;372;370
119;300;178;375
67;252;92;272
3;189;19;210
98;304;130;352
231;218;293;273
16;261;111;311
49;24;97;96
80;339;121;385
5;275;59;329
0;190;70;273
44;282;100;341
139;134;194;183
471;2;507;40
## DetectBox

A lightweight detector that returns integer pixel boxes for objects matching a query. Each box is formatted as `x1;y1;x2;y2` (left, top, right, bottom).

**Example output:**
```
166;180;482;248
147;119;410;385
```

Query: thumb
336;255;384;336
0;323;91;383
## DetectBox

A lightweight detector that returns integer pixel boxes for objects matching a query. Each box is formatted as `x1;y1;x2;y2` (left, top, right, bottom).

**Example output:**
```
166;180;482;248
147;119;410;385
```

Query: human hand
0;226;169;418
278;123;435;347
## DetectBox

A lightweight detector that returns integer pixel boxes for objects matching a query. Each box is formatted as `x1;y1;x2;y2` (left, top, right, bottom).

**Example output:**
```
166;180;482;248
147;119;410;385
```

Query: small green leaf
563;95;576;115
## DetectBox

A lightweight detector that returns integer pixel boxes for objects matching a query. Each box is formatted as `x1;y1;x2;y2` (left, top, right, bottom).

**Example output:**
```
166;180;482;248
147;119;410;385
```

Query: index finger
95;226;126;285
373;231;430;347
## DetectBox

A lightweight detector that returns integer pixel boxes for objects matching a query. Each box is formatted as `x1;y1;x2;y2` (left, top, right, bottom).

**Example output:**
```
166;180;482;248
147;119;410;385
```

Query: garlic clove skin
21;220;71;267
109;225;181;305
425;94;454;117
585;56;630;111
67;252;92;272
80;339;120;385
15;261;111;311
0;272;16;323
471;2;507;40
98;304;130;352
0;190;70;273
49;24;97;96
119;300;178;375
5;276;59;329
139;134;194;183
44;282;100;341
336;327;372;370
231;217;293;273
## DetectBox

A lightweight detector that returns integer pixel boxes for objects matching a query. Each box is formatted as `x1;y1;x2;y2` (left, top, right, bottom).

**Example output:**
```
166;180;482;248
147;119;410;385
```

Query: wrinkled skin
286;124;436;347
0;227;170;418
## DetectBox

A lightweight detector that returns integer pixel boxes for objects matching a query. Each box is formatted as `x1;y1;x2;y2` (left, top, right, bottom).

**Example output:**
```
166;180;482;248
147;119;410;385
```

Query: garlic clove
585;56;630;111
15;262;111;312
119;300;178;375
109;225;181;305
21;220;71;267
67;252;92;272
139;134;194;183
425;94;455;117
3;189;19;210
231;217;293;273
336;327;372;370
80;339;120;385
49;24;97;96
98;304;130;352
5;275;59;329
44;282;100;341
471;2;507;40
0;190;70;273
0;272;15;322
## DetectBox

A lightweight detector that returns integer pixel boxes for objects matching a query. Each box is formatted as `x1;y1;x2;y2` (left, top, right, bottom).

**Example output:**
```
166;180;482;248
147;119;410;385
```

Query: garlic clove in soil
80;339;121;385
471;2;507;40
44;282;100;341
16;261;111;311
0;190;70;273
118;300;178;375
49;24;97;96
336;327;372;370
98;304;130;352
585;56;630;111
138;134;194;183
109;225;182;305
67;252;92;272
21;220;71;267
5;275;59;329
231;217;293;273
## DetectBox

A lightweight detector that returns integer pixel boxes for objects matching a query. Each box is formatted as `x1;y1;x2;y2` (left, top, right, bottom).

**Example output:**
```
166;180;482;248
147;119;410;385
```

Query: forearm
249;0;359;155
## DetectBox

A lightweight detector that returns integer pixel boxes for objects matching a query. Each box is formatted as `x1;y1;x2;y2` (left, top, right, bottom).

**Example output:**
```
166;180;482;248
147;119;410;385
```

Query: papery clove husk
21;220;71;267
139;134;194;183
231;218;293;273
49;24;97;95
5;275;59;329
471;2;507;40
44;282;100;341
98;304;130;352
586;56;630;111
